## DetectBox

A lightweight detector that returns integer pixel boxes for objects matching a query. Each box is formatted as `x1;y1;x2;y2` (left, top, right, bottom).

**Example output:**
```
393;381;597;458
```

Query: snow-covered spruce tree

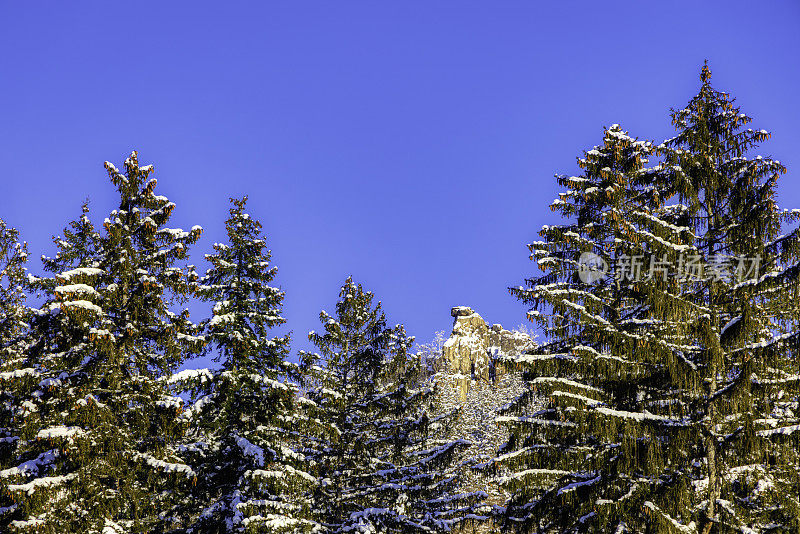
0;218;29;527
2;204;116;533
171;196;318;534
2;153;204;533
646;64;800;531
301;278;480;533
0;218;28;366
498;124;669;532
0;218;29;399
501;66;800;532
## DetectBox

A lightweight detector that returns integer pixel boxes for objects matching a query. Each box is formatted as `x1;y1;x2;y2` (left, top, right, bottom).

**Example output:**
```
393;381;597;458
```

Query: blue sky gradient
2;2;799;362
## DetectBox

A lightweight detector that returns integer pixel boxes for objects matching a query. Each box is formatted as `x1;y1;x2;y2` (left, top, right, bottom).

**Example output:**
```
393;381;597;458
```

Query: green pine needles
501;64;800;533
300;278;481;533
172;196;318;533
2;153;203;533
0;65;798;534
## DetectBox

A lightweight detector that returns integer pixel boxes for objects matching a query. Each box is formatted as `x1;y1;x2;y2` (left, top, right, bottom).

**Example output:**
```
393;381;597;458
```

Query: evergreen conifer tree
1;153;203;533
172;196;318;533
0;219;29;527
498;124;665;532
649;64;800;531
0;218;28;367
500;66;800;532
301;278;479;533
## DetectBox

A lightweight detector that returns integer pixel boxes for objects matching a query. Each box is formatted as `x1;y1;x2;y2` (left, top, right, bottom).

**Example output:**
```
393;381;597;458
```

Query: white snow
135;453;196;477
0;367;36;381
557;474;600;496
531;376;602;393
594;407;688;426
0;450;58;479
757;424;800;437
251;464;316;483
642;502;696;533
36;426;85;442
236;435;265;467
8;473;77;495
166;368;214;385
60;300;103;315
54;284;98;298
58;267;103;281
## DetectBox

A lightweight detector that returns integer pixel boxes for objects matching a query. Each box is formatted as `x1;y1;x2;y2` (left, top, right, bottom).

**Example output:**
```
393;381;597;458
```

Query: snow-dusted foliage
1;154;203;532
0;218;28;365
171;197;318;533
301;279;482;533
649;65;800;530
427;349;532;530
414;322;540;530
502;65;800;532
1;66;797;533
0;219;29;527
500;122;662;532
415;330;450;378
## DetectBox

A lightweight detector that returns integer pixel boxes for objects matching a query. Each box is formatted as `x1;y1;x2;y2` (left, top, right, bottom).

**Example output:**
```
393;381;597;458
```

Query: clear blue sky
2;2;799;363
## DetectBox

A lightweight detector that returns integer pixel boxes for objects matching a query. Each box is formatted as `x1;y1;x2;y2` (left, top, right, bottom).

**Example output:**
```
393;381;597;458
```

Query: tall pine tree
0;219;29;528
2;153;203;533
501;66;800;532
172;196;318;533
650;64;800;531
301;278;479;533
499;123;668;532
0;218;28;369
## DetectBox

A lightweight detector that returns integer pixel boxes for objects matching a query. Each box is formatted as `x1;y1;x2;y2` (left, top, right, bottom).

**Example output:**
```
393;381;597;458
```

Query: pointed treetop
231;194;248;212
701;60;711;83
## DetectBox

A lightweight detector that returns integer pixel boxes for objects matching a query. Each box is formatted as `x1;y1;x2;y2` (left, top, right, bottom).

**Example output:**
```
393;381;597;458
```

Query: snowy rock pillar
442;306;531;400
